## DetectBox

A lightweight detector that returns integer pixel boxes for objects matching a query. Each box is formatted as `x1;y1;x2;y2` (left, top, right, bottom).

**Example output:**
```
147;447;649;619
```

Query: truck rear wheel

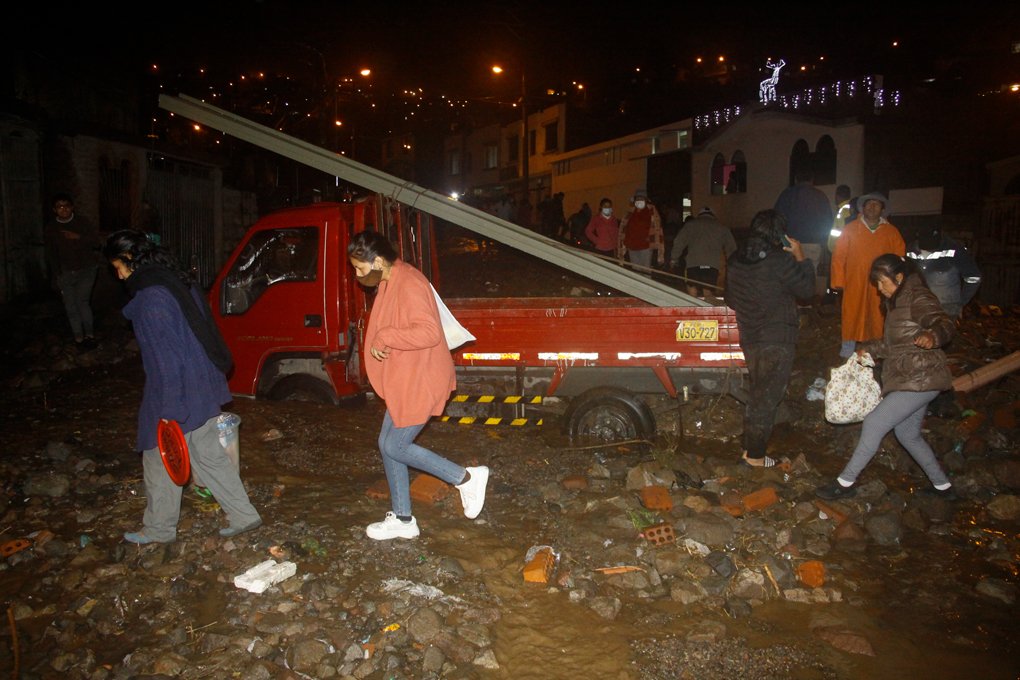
565;387;656;444
266;375;339;406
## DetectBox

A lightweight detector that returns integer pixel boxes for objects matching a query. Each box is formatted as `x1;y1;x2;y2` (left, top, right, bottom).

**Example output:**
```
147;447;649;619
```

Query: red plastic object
157;420;190;485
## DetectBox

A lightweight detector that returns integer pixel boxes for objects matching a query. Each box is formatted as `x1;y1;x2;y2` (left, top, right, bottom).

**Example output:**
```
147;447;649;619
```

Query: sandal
742;453;778;468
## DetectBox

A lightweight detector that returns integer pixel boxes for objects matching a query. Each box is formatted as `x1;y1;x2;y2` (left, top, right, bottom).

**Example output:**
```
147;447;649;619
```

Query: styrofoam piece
234;559;297;593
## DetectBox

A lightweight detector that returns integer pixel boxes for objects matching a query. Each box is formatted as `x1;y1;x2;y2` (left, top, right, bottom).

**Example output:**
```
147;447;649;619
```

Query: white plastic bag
431;284;475;350
824;353;882;424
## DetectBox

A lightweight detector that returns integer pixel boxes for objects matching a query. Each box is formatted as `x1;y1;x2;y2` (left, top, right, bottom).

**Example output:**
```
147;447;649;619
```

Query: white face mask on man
601;207;612;217
634;200;646;210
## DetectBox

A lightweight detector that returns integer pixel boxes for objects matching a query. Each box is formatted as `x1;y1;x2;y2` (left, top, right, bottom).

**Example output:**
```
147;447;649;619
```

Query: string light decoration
758;59;786;103
695;75;901;132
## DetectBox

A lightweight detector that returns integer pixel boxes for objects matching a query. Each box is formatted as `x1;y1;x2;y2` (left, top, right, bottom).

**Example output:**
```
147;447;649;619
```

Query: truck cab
209;194;747;442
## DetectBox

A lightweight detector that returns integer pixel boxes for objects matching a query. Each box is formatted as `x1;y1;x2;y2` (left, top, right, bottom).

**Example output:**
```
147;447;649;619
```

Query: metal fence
976;197;1020;308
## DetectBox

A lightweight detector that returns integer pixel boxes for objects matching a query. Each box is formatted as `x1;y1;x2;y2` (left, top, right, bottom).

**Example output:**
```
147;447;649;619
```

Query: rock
473;649;500;669
814;626;875;656
686;620;726;643
729;568;768;600
457;623;491;648
783;588;830;604
587;596;622;620
45;441;71;461
975;578;1017;605
432;631;476;664
588;462;611;479
704;551;735;578
653;549;690;577
405;607;442;644
990;461;1020;491
854;479;888;503
152;652;189;675
832;520;868;551
239;660;275;680
670;582;707;605
437;557;465;579
625;462;677;491
422;645;445;673
724;598;753;618
23;473;71;497
287;640;330;676
986;494;1020;521
682;494;712;513
682;514;734;547
865;511;902;546
762;556;796;589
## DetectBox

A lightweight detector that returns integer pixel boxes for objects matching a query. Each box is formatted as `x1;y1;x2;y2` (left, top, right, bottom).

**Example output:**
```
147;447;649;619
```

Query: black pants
686;266;719;295
742;343;795;459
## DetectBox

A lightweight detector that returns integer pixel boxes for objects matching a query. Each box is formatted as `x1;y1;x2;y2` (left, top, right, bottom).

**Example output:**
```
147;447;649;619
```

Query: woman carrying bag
348;231;489;540
816;253;957;500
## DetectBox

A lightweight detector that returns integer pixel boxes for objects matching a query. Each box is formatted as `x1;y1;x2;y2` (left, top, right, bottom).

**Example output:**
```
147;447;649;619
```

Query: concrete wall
691;113;865;232
550;125;692;219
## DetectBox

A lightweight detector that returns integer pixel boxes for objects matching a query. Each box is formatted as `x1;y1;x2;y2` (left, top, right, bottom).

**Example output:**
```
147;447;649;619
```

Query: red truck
209;194;747;443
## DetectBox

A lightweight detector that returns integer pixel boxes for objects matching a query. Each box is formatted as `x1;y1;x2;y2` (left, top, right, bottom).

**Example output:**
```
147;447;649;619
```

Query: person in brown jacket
816;253;957;500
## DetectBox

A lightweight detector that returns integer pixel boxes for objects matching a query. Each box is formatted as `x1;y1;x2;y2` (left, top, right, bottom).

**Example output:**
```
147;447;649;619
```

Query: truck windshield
221;227;319;315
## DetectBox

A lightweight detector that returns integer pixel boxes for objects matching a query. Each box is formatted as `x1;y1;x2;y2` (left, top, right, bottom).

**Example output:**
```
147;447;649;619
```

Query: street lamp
492;64;529;215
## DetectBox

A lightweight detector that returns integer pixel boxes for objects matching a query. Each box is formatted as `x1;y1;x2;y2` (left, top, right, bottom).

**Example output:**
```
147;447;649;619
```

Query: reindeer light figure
759;59;786;103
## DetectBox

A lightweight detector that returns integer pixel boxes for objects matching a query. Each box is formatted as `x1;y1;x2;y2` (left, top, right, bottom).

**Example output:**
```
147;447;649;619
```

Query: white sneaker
366;512;420;540
456;466;489;519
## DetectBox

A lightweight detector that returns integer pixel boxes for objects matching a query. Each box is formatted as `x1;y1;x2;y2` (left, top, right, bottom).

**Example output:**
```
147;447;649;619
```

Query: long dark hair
347;230;398;264
103;229;192;284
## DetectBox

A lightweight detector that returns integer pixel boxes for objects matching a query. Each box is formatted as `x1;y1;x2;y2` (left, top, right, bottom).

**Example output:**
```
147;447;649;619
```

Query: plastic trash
805;377;827;401
234;559;297;593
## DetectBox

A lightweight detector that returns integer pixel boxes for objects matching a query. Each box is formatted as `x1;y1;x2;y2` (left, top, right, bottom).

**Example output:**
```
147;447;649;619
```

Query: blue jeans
57;266;98;340
838;390;949;487
379;411;465;517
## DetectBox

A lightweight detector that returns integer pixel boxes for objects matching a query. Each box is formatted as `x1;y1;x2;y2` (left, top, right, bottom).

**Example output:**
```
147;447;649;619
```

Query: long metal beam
159;93;709;307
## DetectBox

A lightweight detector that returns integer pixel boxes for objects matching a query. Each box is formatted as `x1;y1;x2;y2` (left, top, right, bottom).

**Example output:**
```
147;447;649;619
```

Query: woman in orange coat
348;231;489;540
830;193;905;358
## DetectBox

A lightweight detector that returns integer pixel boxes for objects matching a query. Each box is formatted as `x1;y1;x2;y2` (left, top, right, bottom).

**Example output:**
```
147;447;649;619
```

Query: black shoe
920;486;958;501
815;480;856;500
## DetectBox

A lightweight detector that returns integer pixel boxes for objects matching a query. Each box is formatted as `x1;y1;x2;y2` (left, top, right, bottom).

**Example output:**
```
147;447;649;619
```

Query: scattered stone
682;514;734;547
587;596;622;620
986;494;1020;521
975;577;1017;605
864;511;902;546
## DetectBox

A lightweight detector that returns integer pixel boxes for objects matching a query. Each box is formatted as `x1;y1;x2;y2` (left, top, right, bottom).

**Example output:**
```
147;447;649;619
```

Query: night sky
8;1;1020;162
18;2;1019;97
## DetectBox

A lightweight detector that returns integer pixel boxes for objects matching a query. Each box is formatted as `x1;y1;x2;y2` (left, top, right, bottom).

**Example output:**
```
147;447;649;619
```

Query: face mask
635;201;646;210
356;267;384;288
601;208;612;217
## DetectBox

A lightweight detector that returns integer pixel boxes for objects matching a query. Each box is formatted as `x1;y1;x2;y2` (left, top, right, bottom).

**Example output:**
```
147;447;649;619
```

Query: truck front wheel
565;388;656;444
266;375;339;406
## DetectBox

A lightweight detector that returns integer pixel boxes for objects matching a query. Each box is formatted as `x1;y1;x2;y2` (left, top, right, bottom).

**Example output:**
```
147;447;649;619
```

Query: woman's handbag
430;284;476;350
824;353;882;424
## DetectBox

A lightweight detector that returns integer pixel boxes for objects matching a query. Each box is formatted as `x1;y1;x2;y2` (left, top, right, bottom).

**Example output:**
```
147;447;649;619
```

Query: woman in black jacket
726;209;815;467
816;253;956;500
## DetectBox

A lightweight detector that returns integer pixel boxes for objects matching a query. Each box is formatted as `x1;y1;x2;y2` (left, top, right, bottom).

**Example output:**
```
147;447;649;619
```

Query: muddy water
235;395;1020;679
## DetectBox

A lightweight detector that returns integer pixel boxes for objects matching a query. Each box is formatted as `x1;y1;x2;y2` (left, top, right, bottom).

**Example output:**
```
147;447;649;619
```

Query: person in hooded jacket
816;253;957;501
726;209;815;467
104;230;262;544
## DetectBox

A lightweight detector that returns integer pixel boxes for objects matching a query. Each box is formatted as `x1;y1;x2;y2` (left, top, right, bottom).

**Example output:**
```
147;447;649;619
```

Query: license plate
675;320;719;342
